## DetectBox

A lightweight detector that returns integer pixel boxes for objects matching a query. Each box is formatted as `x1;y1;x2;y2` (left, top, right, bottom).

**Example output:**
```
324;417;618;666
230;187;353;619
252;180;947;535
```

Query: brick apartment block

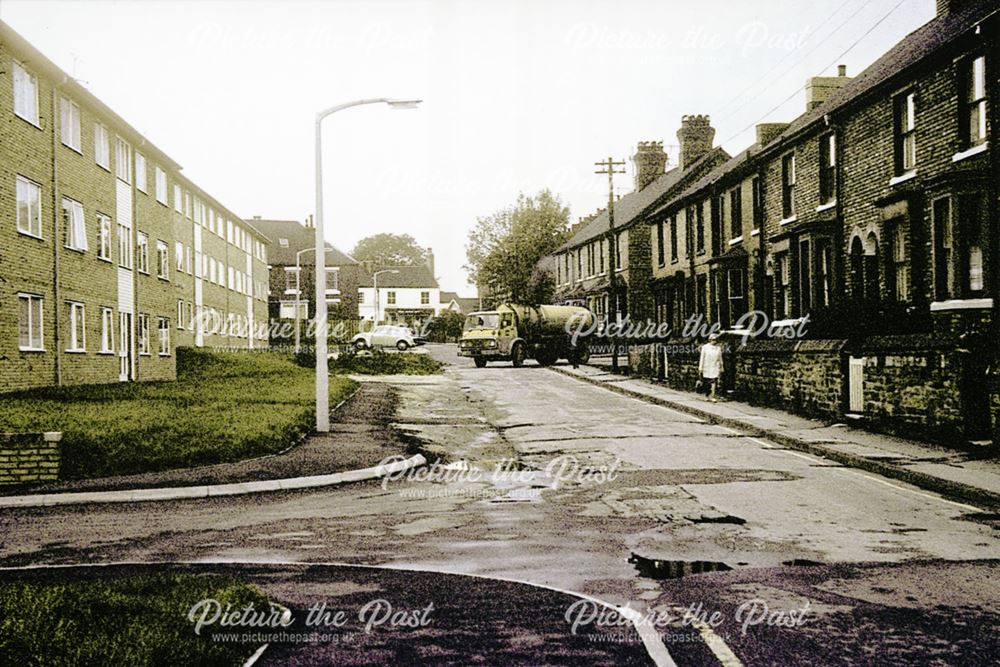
0;22;270;393
548;0;998;444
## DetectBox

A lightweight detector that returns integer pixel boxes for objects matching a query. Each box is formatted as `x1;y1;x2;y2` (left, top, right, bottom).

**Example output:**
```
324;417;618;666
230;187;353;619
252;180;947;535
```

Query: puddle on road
629;552;733;579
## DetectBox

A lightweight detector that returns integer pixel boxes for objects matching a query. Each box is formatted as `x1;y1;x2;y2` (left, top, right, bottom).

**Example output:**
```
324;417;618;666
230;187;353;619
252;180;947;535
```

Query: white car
352;326;417;351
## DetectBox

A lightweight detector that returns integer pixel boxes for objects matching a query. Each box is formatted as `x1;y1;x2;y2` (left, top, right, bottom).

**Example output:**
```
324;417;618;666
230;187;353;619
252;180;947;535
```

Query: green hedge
0;572;269;666
0;349;357;480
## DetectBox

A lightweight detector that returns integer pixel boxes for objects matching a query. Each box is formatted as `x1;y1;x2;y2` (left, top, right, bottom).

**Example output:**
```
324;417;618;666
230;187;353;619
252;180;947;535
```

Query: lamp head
386;99;422;110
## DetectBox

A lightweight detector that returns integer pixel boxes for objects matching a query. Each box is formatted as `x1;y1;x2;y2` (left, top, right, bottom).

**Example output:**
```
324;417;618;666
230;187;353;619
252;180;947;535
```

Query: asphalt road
1;343;997;666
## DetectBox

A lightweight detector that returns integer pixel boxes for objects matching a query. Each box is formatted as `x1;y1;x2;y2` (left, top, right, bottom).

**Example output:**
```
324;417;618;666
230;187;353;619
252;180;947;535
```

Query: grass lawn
0;349;357;480
329;350;443;375
0;572;269;666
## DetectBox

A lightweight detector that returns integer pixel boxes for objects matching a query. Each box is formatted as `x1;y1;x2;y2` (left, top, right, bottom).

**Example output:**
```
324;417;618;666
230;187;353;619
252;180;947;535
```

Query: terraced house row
0;21;270;393
550;0;998;445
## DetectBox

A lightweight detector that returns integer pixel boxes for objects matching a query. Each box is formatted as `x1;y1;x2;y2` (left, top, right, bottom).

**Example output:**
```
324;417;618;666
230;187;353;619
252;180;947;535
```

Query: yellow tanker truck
458;303;595;368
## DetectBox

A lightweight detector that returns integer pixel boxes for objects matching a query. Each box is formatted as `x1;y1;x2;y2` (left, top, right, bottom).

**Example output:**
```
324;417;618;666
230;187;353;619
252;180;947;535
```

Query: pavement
555;362;1000;511
0;381;424;508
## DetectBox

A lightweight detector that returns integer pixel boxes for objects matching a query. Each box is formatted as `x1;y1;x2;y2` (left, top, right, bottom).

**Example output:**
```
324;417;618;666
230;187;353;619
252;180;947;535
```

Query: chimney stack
676;115;715;170
631;141;668;191
805;65;852;111
756;122;790;147
303;214;314;228
425;247;435;279
936;0;968;15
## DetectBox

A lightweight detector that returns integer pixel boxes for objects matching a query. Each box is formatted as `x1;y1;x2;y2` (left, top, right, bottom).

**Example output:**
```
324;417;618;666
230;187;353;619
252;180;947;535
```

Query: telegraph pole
595;157;626;373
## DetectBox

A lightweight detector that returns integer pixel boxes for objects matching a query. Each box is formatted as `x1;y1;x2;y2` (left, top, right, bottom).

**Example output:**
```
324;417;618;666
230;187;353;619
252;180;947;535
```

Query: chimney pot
838;64;847;77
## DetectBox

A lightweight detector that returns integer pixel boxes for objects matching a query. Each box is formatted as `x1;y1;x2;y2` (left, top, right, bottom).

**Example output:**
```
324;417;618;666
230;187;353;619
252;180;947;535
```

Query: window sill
952;142;988;162
888;171;917;186
158;276;170;282
159;353;172;358
138;270;150;276
929;298;993;311
65;349;86;354
15;113;42;130
63;245;86;254
19;347;45;353
729;237;743;246
97;255;112;263
815;201;837;213
779;215;797;226
750;229;760;237
62;142;83;155
97;162;111;173
139;352;151;357
97;351;115;356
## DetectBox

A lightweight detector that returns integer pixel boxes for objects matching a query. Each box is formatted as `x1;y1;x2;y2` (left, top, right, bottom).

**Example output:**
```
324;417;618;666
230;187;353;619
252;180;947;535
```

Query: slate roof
651;144;761;218
357;265;439;289
764;0;996;150
558;147;730;252
246;219;357;267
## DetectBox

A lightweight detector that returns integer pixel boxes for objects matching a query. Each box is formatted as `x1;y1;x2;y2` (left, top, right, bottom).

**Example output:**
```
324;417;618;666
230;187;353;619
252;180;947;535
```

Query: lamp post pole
314;98;420;432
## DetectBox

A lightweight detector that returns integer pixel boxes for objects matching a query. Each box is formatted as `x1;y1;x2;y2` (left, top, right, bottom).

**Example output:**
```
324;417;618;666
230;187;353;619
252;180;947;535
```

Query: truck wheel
474;356;487;368
535;348;556;366
511;343;525;368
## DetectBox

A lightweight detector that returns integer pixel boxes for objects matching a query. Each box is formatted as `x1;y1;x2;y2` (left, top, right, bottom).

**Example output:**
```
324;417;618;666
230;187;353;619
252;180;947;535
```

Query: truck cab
458;303;594;368
458;308;519;367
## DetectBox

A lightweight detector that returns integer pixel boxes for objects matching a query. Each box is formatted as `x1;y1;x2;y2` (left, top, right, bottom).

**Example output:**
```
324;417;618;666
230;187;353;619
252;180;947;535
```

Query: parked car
352;326;418;351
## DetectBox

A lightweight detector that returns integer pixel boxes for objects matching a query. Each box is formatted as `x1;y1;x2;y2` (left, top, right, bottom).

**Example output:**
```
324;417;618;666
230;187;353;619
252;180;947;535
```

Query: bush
331;350;443;375
0;349;357;479
0;572;269;666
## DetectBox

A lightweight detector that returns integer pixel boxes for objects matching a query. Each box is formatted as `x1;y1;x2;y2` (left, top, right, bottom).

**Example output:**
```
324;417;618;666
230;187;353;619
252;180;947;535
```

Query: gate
847;356;865;414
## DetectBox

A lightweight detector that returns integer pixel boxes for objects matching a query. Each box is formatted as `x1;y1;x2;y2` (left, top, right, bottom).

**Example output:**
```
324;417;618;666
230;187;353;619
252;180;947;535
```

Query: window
421;291;430;305
136;233;149;273
563;254;570;283
66;301;86;352
155;167;167;204
894;92;917;174
135;152;147;192
576;249;582;278
185;246;192;274
18;293;44;350
961;56;987;148
118;223;132;268
798;239;811;314
819;133;836;204
185;192;191;219
817;239;833;308
958;194;987;296
781;153;796;218
97;214;112;260
751;176;763;231
95;123;110;169
890;222;909;301
598;239;605;274
115;137;132;183
932;197;954;300
62;198;88;251
776;252;791;319
670;216;678;261
175;241;184;271
156;240;169;279
16;175;43;238
100;307;115;353
728;269;746;323
729;186;743;239
716;194;725;246
615;233;623;269
158;318;170;356
387;291;397;305
656;220;665;266
12;61;38;124
358;290;366;304
59;97;81;151
137;314;150;355
173;185;183;212
695;204;705;253
278;238;289;248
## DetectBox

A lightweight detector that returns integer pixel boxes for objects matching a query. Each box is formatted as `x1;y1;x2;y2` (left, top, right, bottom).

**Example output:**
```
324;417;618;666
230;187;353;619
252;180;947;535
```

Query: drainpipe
51;78;67;386
986;18;1000;443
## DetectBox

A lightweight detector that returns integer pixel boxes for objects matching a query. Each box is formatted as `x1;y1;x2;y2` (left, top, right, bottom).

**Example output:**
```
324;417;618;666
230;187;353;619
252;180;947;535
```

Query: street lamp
294;246;339;355
373;269;400;325
314;98;421;432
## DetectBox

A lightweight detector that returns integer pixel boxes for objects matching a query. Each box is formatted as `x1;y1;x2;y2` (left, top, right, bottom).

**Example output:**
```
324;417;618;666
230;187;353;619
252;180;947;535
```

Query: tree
352;233;429;268
465;190;570;306
425;310;466;342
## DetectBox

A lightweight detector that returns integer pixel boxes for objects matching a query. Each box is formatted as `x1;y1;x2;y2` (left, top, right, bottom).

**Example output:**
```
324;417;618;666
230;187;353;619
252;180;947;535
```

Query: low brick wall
733;340;845;420
0;433;62;485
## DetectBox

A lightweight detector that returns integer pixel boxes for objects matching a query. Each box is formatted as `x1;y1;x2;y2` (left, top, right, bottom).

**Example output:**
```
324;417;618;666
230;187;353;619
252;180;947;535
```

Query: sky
0;0;936;295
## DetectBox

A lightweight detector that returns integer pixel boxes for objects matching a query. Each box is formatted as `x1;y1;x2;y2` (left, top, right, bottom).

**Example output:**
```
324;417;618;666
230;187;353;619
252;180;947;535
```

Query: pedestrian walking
698;333;724;402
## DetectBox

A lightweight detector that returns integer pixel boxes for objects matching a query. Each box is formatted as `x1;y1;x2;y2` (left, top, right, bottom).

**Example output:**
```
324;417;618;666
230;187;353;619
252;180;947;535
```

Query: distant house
358;262;441;328
247;217;362;344
440;291;481;314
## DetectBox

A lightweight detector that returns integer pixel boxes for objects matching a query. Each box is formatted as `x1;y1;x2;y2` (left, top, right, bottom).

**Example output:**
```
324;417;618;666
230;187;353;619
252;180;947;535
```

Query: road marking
670;607;744;667
0;559;679;667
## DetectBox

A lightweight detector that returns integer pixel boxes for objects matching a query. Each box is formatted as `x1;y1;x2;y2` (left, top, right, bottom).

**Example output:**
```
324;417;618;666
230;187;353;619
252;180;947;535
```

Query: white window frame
97;213;112;261
94;123;110;170
62;197;88;252
158;317;170;356
156;240;169;279
137;313;150;355
115;136;132;183
100;307;115;353
12;60;39;125
155;166;167;204
18;293;45;351
134;152;147;193
16;174;43;238
175;241;184;272
173;184;183;212
66;301;86;352
118;223;133;269
59;96;82;152
136;232;149;274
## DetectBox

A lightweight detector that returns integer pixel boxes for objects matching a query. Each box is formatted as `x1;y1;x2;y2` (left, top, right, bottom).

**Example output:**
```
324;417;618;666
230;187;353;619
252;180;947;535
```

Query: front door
118;312;133;382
